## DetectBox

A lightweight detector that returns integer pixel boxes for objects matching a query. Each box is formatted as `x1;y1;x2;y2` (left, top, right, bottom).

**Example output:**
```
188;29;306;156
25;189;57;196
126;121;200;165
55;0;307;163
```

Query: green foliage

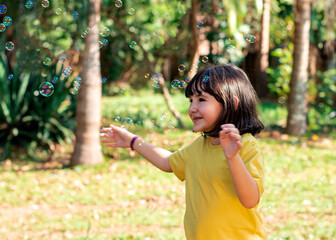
14;0;89;73
0;53;76;161
266;44;293;98
307;69;336;131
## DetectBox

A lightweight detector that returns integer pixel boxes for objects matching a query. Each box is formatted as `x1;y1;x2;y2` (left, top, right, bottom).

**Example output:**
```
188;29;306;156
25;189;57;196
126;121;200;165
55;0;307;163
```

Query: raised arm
219;124;260;209
101;124;172;172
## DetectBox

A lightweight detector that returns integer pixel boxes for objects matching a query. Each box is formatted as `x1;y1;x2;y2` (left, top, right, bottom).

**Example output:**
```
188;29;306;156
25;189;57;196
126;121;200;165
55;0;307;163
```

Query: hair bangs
185;70;213;98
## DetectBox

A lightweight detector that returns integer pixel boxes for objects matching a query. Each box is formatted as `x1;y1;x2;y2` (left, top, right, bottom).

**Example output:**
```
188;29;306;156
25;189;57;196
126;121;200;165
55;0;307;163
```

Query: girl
101;64;266;239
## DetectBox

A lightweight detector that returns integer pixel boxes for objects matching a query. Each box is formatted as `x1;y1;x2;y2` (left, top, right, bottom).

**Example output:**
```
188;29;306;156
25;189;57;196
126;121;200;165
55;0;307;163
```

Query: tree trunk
71;0;103;166
286;0;311;136
257;0;271;98
187;0;200;80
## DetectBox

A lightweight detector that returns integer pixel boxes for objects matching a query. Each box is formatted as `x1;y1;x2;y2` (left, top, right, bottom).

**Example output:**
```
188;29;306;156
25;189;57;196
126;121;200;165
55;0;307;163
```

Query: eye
199;98;206;102
189;99;193;103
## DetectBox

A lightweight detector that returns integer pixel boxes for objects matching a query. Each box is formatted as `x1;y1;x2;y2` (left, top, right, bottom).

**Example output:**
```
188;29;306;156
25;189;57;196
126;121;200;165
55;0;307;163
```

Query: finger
101;138;116;143
221;123;236;129
228;132;241;141
106;143;122;148
221;126;240;135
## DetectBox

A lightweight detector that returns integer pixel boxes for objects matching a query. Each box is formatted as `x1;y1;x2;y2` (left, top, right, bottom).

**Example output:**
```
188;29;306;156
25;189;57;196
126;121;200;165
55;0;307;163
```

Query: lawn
0;92;335;239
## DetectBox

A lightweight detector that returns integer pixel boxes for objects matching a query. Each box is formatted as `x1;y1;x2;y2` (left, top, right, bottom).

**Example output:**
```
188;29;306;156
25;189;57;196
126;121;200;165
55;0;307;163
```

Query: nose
188;101;197;114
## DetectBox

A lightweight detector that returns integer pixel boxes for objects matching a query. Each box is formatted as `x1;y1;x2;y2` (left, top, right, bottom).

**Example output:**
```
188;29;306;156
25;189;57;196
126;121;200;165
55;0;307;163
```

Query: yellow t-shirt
169;133;266;240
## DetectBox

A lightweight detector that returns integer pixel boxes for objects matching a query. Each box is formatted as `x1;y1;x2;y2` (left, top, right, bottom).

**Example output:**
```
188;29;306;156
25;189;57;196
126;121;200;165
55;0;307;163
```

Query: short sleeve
239;135;265;199
169;146;189;182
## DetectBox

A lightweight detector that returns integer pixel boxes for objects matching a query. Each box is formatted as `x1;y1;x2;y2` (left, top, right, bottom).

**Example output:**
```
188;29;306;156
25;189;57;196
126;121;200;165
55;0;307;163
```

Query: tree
286;0;311;136
257;0;271;98
71;0;103;165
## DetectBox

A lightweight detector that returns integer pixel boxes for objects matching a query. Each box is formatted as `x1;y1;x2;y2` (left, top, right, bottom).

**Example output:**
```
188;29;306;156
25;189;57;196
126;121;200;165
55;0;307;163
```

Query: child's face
188;91;223;134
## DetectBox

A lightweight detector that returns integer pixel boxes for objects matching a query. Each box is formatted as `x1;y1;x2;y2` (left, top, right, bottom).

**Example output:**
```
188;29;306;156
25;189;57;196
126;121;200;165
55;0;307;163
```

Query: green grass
1;92;335;239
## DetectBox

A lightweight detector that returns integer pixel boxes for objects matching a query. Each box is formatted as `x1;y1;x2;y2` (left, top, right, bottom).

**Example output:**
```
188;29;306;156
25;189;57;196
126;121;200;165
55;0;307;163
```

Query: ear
234;96;239;110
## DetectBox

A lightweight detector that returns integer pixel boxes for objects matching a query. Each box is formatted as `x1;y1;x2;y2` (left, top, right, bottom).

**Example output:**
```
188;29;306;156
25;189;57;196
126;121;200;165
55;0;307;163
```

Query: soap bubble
8;74;14;80
114;116;121;122
74;77;82;84
3;16;12;26
179;80;187;88
152;81;160;88
246;35;256;43
145;73;150;78
69;88;78;95
115;0;123;8
201;56;209;63
25;0;33;9
41;0;49;8
102;38;109;46
101;77;107;83
81;32;87;38
171;80;179;89
62;66;72;77
278;97;286;104
129;41;137;49
85;27;91;33
39;82;54;97
178;64;186;72
73;81;81;90
128;8;135;15
51;76;59;84
100;27;110;37
197;21;204;29
55;8;62;15
43;57;52;66
0;23;6;32
72;11;79;20
0;5;7;14
59;55;67;63
5;41;14;51
203;75;209;82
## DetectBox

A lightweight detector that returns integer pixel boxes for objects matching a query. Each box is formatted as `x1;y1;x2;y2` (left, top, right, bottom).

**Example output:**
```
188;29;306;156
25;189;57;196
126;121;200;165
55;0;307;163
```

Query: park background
0;0;335;239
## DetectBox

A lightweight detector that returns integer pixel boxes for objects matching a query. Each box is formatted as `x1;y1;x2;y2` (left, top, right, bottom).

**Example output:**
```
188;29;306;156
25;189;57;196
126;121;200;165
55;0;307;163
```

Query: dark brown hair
185;64;264;137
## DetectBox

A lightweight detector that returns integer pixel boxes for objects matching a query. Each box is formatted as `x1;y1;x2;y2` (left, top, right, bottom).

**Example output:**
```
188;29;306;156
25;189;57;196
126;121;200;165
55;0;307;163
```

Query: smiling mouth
192;117;202;122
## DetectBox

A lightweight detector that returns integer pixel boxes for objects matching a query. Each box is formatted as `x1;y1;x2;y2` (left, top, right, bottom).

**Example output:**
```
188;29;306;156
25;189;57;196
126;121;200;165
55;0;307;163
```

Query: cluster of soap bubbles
81;27;91;38
0;6;13;35
69;77;82;95
170;56;210;89
113;115;134;129
148;73;162;88
171;79;187;89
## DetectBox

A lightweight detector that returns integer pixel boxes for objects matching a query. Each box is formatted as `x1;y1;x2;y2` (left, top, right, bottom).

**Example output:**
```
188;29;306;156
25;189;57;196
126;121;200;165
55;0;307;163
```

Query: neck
210;137;220;145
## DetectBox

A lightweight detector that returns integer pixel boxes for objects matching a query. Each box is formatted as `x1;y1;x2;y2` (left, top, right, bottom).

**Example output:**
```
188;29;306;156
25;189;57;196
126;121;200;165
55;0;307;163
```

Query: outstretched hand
219;124;242;160
100;124;135;149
